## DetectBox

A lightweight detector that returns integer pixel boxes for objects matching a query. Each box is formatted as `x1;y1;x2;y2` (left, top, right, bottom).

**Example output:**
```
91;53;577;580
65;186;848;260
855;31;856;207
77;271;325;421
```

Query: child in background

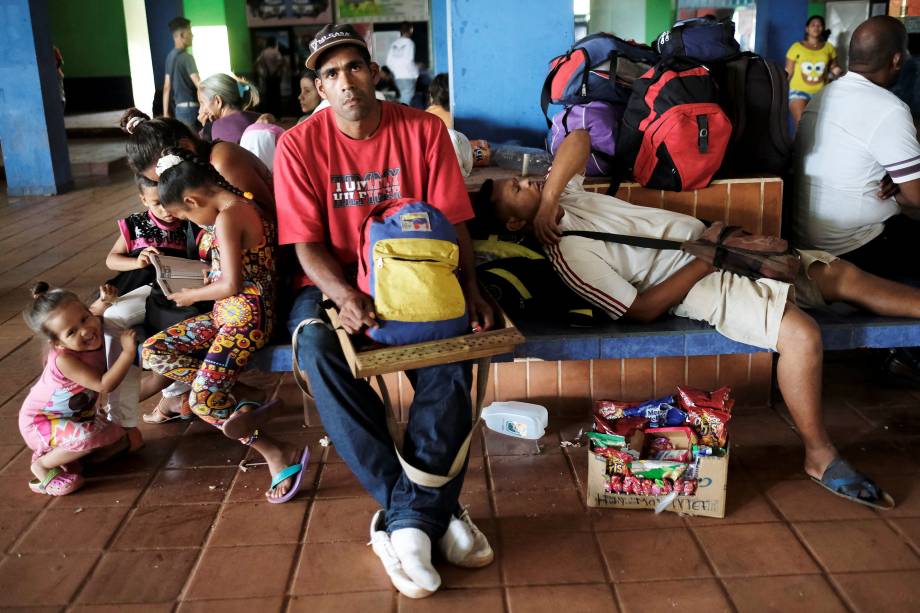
102;174;205;430
20;283;133;496
142;148;309;504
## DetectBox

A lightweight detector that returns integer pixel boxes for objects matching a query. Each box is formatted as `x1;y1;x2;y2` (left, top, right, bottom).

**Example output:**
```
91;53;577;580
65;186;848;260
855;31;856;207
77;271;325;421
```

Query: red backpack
616;60;732;191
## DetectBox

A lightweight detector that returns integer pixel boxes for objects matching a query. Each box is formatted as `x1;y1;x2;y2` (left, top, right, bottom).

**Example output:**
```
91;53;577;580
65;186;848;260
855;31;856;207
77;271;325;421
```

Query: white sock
390;528;441;592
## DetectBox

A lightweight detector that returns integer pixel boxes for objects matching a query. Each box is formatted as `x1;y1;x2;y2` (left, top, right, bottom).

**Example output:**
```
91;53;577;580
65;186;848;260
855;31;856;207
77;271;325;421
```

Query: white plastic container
480;401;549;439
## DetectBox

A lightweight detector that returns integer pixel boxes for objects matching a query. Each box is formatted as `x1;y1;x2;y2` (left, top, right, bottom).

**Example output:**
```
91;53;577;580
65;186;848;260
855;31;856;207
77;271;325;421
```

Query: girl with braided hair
141;148;308;503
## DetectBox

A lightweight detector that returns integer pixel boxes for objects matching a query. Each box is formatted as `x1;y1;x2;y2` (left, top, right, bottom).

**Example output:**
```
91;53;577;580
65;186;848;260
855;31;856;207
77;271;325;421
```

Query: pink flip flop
29;467;84;496
267;447;310;504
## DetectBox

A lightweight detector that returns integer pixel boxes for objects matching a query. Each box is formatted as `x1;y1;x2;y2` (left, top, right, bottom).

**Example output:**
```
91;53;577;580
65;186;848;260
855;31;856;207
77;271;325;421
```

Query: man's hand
337;290;378;335
466;285;494;333
136;246;160;269
533;197;563;245
168;288;197;307
879;174;900;200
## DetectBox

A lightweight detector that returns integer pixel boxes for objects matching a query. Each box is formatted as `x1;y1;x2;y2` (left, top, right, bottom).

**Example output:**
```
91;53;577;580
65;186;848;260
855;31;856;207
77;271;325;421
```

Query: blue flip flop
810;457;895;510
222;398;281;440
267;446;311;504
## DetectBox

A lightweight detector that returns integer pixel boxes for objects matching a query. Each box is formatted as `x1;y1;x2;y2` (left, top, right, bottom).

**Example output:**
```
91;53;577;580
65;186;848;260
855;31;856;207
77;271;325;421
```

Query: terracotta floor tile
891;517;920;549
684;477;780;526
71;605;175;613
397;587;505;612
507;583;617;613
292;541;393;595
227;461;317;503
438;520;502;589
315;462;369;499
694;523;819;577
184;544;296;600
0;446;35;481
138;468;235;506
0;443;25;472
82;438;177;477
493;488;591;532
598;528;711;582
50;474;150;509
112;504;220;550
460;489;492;521
833;440;920;476
501;530;606;585
723;575;848;613
616;579;731;612
832;570;920;612
0;475;54;510
853;404;920;434
730;412;801;447
210;500;307;546
461;455;488;493
176;597;286;613
0;551;99;606
733;444;809;481
489;453;575;492
289;591;396;612
762;479;877;522
794;520;920;572
590;507;687;532
15;506;129;552
78;549;199;604
871;474;920;518
305;497;379;543
165;431;248;469
0;508;37;551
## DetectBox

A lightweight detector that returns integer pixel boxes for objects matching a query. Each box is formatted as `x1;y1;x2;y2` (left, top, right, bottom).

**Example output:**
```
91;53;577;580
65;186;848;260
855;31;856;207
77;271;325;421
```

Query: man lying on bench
473;128;920;510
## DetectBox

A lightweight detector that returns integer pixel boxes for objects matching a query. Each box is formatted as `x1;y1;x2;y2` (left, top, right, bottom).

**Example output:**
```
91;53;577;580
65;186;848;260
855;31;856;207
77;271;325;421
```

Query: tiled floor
1;172;920;612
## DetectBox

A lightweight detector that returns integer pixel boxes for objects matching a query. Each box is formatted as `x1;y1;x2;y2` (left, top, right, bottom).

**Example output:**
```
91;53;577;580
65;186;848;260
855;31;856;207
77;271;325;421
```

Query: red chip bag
677;385;735;414
687;406;731;447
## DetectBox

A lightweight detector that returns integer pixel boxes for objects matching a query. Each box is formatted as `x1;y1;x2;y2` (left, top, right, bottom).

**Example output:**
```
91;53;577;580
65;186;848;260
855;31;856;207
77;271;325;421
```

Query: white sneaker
390;528;441;592
368;510;434;599
438;508;494;568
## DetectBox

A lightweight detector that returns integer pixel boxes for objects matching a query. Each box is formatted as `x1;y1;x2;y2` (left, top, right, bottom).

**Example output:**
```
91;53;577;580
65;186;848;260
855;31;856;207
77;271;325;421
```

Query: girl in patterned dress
141;148;308;504
20;283;133;496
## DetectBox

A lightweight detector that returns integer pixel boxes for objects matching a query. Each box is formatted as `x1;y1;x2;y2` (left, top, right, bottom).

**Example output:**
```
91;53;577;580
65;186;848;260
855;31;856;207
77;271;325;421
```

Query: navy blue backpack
655;16;740;63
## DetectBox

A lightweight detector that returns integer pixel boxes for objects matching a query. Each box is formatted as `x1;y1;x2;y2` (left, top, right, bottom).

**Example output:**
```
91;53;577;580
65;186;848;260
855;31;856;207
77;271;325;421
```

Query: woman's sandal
222;398;282;440
28;466;84;496
810;457;896;510
267;447;311;504
142;395;193;425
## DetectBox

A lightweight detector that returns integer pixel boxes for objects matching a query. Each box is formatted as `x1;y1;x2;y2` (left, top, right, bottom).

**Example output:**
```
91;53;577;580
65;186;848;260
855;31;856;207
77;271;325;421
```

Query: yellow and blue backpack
357;199;469;345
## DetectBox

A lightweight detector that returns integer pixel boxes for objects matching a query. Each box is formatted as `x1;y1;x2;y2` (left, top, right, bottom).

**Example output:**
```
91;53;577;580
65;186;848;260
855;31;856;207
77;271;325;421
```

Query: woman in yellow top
786;15;842;127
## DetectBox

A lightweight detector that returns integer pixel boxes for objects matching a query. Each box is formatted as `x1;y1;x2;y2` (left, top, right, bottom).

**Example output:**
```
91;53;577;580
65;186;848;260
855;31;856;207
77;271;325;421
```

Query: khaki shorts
672;250;836;351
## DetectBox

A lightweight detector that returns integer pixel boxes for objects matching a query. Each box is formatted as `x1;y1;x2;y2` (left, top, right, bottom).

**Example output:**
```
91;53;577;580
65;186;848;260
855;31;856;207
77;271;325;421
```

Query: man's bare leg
810;258;920;318
774;302;837;479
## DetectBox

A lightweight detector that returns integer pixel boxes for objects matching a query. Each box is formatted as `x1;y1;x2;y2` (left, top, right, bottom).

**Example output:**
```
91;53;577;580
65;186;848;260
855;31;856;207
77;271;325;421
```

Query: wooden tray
325;305;525;378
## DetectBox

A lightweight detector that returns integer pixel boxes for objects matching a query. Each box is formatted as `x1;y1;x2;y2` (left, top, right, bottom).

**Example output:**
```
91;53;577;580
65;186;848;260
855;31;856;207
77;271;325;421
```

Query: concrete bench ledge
251;308;920;372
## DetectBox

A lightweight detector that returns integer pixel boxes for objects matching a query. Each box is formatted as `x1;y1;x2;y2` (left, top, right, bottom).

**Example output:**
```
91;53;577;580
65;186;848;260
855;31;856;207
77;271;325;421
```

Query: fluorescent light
191;26;232;80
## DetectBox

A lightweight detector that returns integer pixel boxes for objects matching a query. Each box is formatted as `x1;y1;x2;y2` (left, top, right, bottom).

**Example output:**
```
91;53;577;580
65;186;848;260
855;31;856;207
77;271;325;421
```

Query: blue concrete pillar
146;0;182;96
431;0;448;74
755;0;808;64
449;0;573;146
0;0;72;195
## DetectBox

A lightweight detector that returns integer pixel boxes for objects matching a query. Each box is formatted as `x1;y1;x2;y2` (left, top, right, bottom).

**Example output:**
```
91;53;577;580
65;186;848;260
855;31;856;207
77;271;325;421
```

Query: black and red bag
617;60;732;191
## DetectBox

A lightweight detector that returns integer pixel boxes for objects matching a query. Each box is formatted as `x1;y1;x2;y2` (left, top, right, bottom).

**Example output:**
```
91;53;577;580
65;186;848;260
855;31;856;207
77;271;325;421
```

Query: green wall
646;0;676;45
807;1;826;19
49;0;130;77
183;0;252;75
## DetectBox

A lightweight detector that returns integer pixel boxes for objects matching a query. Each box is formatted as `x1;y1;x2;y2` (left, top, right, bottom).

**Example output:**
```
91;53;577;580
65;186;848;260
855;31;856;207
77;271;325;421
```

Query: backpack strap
727;54;751;146
541;51;571;128
561;230;683;250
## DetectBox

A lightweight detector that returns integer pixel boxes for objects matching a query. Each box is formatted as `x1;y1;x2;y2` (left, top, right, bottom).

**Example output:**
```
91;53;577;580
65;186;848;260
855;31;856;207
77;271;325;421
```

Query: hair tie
243;191;254;200
125;116;145;134
237;82;250;97
155;154;184;177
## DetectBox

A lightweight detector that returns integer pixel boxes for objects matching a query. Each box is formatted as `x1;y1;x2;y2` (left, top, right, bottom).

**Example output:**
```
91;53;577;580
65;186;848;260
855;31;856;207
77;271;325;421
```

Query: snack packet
621;395;687;427
653;449;692;462
686;406;731;448
677;385;735;413
628;460;687;481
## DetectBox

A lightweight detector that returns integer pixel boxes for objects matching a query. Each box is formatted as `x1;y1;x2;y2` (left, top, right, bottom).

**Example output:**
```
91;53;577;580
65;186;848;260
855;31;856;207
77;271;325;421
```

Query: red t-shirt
274;102;473;287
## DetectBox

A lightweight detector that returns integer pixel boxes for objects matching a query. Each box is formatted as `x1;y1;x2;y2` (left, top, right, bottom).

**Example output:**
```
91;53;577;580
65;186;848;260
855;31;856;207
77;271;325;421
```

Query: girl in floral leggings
142;147;309;503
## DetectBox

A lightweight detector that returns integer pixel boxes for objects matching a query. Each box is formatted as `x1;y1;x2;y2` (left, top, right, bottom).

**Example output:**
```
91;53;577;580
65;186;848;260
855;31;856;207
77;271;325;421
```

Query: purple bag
548;101;623;176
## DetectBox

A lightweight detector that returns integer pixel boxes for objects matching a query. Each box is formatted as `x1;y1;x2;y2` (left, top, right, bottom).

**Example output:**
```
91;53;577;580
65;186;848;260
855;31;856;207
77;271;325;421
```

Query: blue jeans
396;78;415;105
174;104;200;132
288;286;471;539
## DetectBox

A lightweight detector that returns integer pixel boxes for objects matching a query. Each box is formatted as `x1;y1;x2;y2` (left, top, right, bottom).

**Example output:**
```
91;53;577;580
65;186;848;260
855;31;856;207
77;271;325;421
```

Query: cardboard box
586;446;730;519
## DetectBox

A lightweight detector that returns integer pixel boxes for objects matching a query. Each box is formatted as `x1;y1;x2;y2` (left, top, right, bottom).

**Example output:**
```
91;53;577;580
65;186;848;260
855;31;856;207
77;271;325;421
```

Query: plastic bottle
481;401;548;439
490;144;553;177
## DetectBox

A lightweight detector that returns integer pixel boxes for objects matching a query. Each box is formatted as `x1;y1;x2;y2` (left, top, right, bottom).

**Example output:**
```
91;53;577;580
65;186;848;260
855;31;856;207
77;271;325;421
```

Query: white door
827;0;870;69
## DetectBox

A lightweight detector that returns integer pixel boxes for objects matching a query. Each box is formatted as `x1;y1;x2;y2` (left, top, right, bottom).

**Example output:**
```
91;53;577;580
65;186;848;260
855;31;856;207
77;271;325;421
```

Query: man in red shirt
274;25;494;599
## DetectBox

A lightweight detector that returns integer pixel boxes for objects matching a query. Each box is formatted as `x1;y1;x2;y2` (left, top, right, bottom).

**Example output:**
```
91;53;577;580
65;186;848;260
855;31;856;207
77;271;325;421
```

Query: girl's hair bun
31;281;50;298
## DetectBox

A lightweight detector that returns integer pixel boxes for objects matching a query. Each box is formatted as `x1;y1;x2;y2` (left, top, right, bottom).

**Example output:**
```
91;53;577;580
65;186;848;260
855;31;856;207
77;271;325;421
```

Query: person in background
163;17;200;130
197;73;261;144
376;65;401;102
386;22;418;104
410;64;431;109
425;73;452;129
786;14;841;128
256;37;284;117
296;68;322;124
